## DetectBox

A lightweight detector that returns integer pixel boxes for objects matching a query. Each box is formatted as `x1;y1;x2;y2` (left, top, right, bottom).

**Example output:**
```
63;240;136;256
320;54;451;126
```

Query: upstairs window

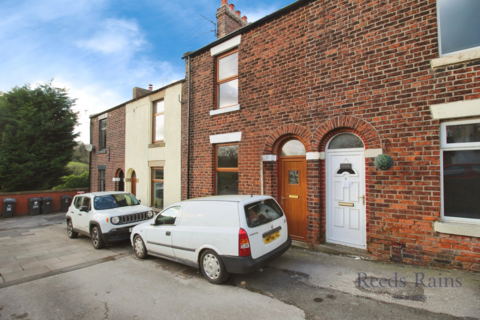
153;100;165;142
437;0;480;56
217;50;238;109
99;119;107;150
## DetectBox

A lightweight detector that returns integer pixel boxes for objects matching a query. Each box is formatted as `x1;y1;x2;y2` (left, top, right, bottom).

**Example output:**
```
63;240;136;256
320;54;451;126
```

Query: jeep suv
66;192;155;249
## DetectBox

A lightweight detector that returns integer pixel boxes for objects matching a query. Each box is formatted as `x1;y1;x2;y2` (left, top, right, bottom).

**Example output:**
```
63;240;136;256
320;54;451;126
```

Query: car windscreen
94;194;139;210
244;199;284;228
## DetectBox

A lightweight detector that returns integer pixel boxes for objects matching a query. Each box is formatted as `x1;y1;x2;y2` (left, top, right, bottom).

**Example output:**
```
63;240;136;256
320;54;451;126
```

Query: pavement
0;213;129;285
0;213;479;319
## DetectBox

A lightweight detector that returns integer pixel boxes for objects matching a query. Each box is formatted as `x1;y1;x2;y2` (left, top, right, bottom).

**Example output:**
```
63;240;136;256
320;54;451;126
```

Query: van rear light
239;228;251;257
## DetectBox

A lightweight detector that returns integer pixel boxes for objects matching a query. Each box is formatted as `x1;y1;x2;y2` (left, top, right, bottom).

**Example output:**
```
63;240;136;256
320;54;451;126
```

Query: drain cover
178;268;200;279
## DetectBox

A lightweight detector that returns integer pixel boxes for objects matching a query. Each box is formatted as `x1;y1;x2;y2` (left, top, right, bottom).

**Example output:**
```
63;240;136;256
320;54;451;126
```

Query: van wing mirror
80;206;89;212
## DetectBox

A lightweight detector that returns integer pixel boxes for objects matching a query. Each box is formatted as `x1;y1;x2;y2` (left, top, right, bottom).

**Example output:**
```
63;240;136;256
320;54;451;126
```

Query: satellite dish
85;144;93;152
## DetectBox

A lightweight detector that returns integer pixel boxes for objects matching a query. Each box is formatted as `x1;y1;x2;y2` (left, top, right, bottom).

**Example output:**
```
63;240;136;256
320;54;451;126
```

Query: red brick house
89;102;126;193
182;0;480;271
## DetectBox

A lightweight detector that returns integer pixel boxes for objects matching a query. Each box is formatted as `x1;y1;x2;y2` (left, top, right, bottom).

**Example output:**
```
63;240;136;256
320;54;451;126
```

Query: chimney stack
216;0;248;39
149;84;153;91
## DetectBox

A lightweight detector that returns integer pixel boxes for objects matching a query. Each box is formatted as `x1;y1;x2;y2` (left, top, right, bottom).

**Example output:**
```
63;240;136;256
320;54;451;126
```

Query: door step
291;241;375;260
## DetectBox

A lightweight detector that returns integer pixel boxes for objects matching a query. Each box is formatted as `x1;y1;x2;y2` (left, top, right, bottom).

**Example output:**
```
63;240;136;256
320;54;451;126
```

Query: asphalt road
0;218;478;320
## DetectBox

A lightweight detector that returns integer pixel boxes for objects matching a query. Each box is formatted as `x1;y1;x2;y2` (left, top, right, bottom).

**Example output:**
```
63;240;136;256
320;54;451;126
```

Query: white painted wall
125;82;183;208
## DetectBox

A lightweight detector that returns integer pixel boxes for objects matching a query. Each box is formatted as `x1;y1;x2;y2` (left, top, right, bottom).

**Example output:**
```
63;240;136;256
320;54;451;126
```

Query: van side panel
172;202;239;263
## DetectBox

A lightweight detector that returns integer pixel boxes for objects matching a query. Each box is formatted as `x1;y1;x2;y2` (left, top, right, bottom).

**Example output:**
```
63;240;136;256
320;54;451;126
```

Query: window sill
97;149;106;154
148;142;165;148
434;221;480;238
431;48;480;69
210;105;240;116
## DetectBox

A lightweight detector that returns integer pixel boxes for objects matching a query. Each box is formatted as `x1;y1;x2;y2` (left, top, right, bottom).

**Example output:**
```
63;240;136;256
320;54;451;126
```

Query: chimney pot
242;16;247;22
221;0;228;5
235;10;241;17
229;4;235;11
149;84;153;91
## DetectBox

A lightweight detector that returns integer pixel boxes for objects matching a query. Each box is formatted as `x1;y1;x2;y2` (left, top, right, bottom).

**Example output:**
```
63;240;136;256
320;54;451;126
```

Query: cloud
241;4;283;22
76;19;146;55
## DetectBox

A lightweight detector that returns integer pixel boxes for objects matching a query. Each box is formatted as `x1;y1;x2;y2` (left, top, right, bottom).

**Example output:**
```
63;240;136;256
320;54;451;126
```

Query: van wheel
67;220;78;239
134;235;147;259
91;226;105;249
200;250;229;284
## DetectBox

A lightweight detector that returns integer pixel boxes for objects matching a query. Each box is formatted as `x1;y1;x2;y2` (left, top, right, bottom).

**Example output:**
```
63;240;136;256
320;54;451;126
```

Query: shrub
53;172;89;190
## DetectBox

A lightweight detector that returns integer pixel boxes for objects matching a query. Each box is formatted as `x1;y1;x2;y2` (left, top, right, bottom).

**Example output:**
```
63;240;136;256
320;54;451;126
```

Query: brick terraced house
181;0;480;271
90;103;126;193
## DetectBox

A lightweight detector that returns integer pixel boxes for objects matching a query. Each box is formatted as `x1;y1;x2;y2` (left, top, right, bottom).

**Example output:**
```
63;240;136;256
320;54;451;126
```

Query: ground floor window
441;119;480;222
99;169;105;191
152;167;164;208
215;144;238;195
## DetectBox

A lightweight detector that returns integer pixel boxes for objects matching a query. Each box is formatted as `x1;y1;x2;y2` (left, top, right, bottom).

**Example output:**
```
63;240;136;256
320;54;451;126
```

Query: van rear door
242;198;288;259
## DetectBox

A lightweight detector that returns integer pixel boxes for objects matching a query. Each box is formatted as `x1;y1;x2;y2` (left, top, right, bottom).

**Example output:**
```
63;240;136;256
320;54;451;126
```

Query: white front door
326;150;366;249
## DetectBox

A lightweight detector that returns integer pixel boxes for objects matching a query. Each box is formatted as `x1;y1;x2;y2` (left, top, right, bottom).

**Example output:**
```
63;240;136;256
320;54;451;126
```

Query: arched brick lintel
263;124;313;155
312;116;382;151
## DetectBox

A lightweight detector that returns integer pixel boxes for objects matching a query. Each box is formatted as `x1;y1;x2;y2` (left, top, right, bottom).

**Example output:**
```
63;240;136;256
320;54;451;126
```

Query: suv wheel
91;226;105;249
200;250;229;284
133;235;147;259
67;220;78;239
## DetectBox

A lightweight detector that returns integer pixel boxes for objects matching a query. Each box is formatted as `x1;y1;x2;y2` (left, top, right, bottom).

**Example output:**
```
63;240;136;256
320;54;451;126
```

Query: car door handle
70;211;74;213
78;214;82;216
166;231;171;236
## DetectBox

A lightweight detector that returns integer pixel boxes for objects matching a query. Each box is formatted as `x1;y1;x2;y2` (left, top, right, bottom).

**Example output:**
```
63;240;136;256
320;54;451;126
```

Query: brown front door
131;171;137;196
279;157;307;241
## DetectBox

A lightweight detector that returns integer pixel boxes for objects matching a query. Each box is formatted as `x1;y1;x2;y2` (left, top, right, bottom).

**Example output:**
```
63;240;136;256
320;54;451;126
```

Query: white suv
66;192;155;249
130;195;292;284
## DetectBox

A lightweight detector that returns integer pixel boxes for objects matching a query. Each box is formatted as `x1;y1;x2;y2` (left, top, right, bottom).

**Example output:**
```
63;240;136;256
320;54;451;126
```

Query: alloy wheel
67;221;73;237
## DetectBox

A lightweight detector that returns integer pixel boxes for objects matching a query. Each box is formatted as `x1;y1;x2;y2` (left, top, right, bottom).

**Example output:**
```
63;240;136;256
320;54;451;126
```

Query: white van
130;195;292;284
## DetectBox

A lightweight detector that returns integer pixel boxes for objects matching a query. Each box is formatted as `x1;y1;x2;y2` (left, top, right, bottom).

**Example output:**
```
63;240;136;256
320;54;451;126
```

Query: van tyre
134;235;147;259
91;226;105;249
67;220;78;239
200;250;229;284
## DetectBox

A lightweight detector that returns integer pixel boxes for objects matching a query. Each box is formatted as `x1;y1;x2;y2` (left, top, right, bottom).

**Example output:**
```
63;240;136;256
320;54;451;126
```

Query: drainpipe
186;56;191;199
88;117;92;192
260;156;264;195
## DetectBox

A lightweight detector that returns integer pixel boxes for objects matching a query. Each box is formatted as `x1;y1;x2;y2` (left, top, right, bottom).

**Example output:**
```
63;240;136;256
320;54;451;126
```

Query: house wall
125;82;183;208
182;0;480;271
90;106;126;192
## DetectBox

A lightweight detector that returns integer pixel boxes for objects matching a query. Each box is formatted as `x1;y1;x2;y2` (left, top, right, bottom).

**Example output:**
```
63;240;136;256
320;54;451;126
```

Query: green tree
72;141;90;164
0;82;79;191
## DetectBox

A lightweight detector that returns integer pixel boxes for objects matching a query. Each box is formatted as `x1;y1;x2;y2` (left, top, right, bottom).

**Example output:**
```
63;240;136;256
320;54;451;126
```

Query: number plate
129;228;132;232
263;231;280;244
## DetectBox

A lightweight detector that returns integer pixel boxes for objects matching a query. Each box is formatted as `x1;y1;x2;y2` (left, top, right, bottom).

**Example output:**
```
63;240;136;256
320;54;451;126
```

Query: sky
0;0;294;143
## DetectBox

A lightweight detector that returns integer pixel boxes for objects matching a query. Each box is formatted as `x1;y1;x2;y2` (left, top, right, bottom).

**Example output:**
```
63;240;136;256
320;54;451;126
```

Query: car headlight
147;210;154;219
111;216;120;224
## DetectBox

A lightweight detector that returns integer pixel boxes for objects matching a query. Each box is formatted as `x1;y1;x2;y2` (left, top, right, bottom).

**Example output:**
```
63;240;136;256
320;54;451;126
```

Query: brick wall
90;105;126;192
182;0;480;271
0;188;88;216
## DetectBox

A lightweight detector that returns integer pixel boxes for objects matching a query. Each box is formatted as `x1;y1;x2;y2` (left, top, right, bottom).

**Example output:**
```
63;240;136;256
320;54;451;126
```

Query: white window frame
436;1;480;57
440;118;480;225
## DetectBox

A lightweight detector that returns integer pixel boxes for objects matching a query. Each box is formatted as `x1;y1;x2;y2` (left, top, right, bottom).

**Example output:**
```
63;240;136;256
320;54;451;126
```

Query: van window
179;203;239;228
155;206;181;225
244;199;283;228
